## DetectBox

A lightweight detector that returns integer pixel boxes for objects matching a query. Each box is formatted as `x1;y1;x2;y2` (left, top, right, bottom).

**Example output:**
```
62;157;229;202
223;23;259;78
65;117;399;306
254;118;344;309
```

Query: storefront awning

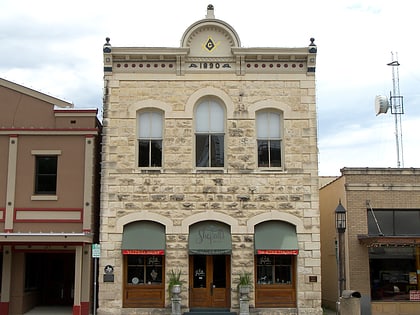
189;221;232;255
255;221;298;255
358;234;420;247
122;221;165;255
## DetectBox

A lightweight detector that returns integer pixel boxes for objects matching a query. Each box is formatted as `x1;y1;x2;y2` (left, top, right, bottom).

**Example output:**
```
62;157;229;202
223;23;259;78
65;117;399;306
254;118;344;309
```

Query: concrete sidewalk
24;306;336;315
24;306;72;314
323;308;336;315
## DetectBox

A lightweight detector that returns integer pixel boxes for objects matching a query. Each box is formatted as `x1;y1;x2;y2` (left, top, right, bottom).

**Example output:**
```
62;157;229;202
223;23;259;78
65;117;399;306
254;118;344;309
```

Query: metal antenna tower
387;52;404;167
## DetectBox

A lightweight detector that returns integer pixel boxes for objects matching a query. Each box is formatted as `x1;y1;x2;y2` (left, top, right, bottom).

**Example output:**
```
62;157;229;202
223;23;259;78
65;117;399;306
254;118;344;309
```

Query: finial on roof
103;37;111;53
309;37;317;53
206;4;215;19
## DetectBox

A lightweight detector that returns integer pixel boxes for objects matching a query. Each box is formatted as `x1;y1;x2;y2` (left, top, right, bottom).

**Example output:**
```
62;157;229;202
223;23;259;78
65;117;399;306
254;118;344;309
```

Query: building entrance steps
184;308;237;315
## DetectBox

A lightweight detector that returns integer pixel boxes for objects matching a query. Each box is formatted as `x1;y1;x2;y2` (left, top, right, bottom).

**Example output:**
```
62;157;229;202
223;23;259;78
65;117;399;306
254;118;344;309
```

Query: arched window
256;110;282;168
137;110;163;167
195;99;225;167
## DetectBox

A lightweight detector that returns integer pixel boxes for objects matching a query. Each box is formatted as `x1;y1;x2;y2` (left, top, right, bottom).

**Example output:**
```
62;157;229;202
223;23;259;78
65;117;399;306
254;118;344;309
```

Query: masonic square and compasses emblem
203;36;220;52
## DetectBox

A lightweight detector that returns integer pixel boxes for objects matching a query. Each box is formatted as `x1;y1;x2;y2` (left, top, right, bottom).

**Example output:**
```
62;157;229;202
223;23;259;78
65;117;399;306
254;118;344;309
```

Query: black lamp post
335;200;346;299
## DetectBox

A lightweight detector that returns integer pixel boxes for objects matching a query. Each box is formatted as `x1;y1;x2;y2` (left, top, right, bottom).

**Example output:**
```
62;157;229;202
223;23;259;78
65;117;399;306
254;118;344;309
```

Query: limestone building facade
99;5;321;315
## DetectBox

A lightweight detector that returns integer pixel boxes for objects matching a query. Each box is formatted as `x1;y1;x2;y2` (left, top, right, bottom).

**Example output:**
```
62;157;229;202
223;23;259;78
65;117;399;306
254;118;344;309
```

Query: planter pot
239;285;250;295
171;284;182;294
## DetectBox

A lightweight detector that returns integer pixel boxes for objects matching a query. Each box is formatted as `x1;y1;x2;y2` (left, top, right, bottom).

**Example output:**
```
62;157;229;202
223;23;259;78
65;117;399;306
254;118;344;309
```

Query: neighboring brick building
320;167;420;315
0;78;101;315
99;5;321;315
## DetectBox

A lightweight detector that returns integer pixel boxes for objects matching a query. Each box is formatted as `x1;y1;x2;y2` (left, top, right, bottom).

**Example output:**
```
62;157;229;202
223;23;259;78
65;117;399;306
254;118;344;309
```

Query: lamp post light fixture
335;200;347;300
335;200;346;233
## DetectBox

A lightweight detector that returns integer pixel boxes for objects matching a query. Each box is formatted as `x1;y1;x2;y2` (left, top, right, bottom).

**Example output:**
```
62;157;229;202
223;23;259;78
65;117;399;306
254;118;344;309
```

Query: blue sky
1;0;419;175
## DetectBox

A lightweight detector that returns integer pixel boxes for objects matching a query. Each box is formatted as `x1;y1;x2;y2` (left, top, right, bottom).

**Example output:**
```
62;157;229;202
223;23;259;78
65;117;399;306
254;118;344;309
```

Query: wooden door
189;255;230;308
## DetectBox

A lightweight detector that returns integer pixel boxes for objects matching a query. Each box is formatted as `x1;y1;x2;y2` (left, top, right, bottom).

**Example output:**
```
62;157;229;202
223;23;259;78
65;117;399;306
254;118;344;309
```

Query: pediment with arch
181;21;240;58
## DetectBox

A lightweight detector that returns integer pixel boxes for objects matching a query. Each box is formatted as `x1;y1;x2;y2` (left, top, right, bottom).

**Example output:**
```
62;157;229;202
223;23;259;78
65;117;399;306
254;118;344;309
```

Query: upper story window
35;155;58;194
195;99;225;167
137;111;163;167
256;110;282;168
368;209;420;236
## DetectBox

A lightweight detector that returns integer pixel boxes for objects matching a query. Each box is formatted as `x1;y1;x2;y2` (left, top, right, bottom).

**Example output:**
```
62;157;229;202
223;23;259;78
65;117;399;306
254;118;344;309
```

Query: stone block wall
98;75;321;314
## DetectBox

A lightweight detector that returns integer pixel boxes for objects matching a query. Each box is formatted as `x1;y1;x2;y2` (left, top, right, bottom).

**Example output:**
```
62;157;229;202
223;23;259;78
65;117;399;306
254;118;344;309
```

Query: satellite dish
375;95;389;116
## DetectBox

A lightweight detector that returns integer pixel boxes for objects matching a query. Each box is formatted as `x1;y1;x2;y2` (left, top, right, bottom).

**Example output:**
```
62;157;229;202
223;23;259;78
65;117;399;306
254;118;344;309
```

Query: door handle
210;282;214;295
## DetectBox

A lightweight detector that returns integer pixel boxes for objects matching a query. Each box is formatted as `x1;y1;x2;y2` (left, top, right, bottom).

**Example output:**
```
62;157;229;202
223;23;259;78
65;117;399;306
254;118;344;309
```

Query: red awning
257;249;298;255
122;249;164;255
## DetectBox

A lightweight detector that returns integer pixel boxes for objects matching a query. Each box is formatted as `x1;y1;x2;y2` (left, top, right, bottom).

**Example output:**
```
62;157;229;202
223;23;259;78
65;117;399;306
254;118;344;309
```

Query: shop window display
126;255;163;285
256;255;292;285
254;254;296;307
370;247;418;301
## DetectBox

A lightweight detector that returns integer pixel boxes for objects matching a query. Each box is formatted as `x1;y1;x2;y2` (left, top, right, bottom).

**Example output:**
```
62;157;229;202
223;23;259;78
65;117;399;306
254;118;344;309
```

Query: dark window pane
146;266;162;284
270;140;281;167
258;140;269;167
213;255;226;288
275;256;292;265
37;157;57;174
395;211;420;235
193;255;207;288
257;265;273;284
138;141;150;167
146;255;162;266
368;210;394;235
35;156;57;194
275;265;291;283
36;176;56;193
150;140;162;167
196;135;209;167
127;267;144;284
127;255;144;265
210;135;224;167
138;140;162;167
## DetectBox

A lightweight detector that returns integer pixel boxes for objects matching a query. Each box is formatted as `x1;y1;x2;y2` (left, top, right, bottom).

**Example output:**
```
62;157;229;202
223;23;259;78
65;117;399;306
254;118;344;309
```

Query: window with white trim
195;99;225;167
137;111;163;167
256;110;282;168
35;155;58;194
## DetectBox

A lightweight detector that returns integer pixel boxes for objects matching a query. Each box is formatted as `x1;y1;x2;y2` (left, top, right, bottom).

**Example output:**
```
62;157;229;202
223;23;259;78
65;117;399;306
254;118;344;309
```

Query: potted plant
237;271;252;295
168;269;183;295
